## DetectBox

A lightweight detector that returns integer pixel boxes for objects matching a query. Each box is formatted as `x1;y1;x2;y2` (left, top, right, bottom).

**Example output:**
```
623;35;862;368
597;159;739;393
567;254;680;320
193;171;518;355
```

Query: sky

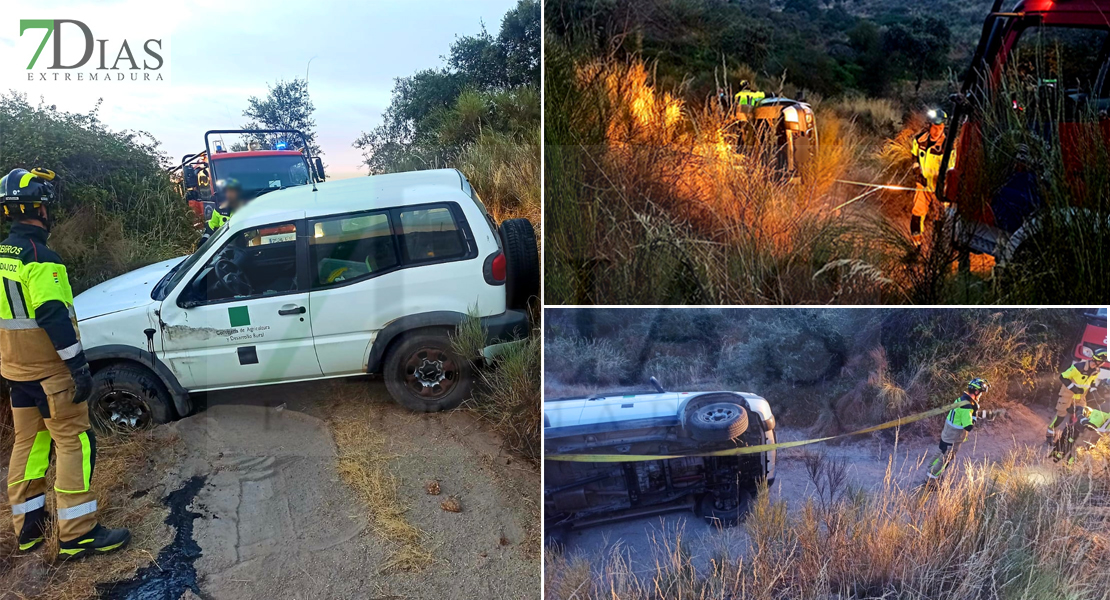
0;0;519;179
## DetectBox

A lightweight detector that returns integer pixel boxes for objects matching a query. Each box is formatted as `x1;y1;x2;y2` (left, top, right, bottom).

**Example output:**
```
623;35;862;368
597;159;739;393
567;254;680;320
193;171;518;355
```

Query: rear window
397;206;468;264
309;211;399;288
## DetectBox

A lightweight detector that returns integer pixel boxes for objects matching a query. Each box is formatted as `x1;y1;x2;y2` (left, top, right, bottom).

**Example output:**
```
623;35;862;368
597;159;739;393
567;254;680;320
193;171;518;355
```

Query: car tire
499;218;539;310
684;398;749;443
88;363;174;434
383;331;474;412
698;488;753;528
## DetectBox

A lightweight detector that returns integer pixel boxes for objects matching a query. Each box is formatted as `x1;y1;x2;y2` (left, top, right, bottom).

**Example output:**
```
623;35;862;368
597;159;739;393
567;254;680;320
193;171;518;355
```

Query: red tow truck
937;0;1110;265
175;129;325;223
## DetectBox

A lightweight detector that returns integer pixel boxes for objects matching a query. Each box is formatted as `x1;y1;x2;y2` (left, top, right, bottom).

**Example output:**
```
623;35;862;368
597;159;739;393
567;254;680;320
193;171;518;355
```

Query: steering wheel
213;246;253;297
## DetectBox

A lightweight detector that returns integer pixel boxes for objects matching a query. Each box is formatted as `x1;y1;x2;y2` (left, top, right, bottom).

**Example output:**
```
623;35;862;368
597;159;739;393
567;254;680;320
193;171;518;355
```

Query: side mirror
314;157;325;182
183;165;199;189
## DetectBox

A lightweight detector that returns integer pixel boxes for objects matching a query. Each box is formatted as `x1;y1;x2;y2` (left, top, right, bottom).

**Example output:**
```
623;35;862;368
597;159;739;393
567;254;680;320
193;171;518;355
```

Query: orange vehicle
176;129;325;224
937;0;1110;264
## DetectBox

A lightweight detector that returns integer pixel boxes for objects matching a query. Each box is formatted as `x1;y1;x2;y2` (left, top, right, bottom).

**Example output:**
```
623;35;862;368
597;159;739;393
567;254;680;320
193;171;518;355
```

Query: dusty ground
555;402;1056;575
3;379;539;600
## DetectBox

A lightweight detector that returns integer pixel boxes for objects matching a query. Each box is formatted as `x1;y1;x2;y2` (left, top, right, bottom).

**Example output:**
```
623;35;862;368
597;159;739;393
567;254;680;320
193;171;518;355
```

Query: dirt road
94;379;539;599
555;402;1056;574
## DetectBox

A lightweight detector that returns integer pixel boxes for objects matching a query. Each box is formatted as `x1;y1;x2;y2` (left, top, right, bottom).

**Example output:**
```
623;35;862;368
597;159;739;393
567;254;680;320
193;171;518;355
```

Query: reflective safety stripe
56;431;93;493
57;341;82;360
0;318;38;330
11;494;45;515
57;500;97;520
5;277;28;318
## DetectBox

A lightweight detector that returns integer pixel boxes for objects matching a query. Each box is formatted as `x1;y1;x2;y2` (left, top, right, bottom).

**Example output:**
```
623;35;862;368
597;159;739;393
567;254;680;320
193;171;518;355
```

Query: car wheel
499;218;540;310
383;331;474;412
88;364;173;434
684;398;749;443
698;488;753;528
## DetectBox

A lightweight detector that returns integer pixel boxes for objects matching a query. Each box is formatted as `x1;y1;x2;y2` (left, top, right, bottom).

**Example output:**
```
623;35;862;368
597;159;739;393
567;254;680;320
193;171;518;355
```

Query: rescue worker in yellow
201;177;244;243
734;80;765;108
910;109;953;244
1046;348;1106;443
0;168;130;559
1051;405;1109;465
927;377;988;480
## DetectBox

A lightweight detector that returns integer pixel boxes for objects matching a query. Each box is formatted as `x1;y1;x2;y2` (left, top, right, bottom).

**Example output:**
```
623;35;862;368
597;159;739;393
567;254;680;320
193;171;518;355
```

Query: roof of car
229;168;471;228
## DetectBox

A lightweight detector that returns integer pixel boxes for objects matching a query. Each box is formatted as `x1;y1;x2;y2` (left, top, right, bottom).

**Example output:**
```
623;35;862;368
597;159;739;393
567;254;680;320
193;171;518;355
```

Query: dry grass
546;55;908;304
545;447;1110;600
323;391;432;572
0;430;178;600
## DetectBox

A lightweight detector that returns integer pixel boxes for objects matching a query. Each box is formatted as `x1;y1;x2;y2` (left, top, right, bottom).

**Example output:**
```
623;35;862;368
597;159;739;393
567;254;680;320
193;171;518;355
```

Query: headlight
783;106;799;123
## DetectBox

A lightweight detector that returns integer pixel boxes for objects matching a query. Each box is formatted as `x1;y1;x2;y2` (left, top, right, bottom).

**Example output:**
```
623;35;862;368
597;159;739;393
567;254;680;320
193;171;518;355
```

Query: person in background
927;378;989;480
910;109;952;244
1047;349;1106;443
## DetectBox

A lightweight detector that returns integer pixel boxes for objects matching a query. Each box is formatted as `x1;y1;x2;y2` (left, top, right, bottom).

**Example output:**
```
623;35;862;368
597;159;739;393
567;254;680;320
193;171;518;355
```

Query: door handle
278;304;307;316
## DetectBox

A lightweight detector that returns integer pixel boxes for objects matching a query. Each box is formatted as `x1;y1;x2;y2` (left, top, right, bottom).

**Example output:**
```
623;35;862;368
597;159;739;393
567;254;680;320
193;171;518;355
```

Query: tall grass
546;48;911;304
545;450;1110;599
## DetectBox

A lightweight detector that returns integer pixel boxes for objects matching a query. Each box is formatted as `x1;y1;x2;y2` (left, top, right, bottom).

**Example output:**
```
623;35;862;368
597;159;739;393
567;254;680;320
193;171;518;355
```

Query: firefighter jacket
0;222;85;382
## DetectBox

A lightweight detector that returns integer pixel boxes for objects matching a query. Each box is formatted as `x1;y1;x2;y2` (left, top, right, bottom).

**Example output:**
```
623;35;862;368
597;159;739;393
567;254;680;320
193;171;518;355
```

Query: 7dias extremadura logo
19;18;168;83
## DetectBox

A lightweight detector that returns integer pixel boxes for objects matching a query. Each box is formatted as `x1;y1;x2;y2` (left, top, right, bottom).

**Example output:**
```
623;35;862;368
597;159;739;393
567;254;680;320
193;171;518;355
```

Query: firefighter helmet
927;109;948;125
1093;348;1107;363
215;177;242;193
967;378;989;394
0;168;57;220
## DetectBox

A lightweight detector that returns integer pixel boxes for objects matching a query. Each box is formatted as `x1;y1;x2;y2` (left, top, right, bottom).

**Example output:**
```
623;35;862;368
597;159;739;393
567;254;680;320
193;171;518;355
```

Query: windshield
211;154;311;195
152;226;229;300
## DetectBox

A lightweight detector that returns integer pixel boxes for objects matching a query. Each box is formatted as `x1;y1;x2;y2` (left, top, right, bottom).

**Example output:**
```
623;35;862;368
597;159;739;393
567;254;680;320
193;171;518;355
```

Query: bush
0;93;195;292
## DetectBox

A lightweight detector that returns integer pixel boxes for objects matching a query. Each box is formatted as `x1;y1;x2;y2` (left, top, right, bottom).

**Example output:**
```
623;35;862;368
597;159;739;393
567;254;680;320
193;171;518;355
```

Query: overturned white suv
544;378;777;537
74;169;537;431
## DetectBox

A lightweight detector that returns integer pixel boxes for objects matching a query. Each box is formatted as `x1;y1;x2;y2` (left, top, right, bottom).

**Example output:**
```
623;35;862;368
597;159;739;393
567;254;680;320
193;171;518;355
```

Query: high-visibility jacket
735;90;766;107
207;206;231;232
1086;407;1109;431
1061;360;1101;395
945;393;978;430
911;129;953;191
0;222;84;382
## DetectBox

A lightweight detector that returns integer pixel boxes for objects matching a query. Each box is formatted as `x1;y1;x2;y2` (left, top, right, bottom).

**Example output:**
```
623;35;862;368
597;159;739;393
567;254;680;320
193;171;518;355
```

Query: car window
309;211;399;288
187;221;300;304
397;205;467;264
1009;26;1110;116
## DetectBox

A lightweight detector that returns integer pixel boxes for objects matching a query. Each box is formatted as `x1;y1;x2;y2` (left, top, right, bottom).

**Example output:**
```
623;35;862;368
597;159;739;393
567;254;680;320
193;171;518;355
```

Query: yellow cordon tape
545;402;967;463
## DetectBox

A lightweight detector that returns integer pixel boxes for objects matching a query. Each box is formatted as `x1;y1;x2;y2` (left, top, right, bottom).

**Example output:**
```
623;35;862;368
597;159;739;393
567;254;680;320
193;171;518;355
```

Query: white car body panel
73;168;506;394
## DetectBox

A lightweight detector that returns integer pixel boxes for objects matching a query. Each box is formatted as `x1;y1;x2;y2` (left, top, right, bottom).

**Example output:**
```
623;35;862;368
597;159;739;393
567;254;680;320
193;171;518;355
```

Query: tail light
484;251;506;285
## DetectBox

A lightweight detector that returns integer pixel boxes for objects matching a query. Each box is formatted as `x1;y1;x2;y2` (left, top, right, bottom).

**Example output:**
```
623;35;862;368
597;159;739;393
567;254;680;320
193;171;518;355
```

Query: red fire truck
938;0;1110;266
176;129;325;223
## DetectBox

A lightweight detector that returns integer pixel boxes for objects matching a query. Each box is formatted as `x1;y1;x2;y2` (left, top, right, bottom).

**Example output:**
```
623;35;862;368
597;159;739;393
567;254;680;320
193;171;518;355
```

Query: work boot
16;511;47;554
57;525;131;561
1045;427;1055;444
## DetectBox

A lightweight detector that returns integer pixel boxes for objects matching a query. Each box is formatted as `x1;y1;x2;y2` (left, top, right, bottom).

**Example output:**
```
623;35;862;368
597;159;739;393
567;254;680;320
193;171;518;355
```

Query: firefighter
1051;405;1109;465
927;378;989;480
1046;349;1106;443
910;109;952;244
202;177;244;242
0;168;130;559
734;80;765;108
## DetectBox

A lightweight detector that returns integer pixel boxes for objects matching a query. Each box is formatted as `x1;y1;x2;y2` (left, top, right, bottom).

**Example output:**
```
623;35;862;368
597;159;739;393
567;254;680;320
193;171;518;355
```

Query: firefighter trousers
7;372;98;543
928;422;968;478
1053;385;1087;420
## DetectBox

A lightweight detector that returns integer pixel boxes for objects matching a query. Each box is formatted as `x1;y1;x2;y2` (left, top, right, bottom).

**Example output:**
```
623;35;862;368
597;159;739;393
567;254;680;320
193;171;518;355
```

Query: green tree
882;17;952;94
240;78;320;155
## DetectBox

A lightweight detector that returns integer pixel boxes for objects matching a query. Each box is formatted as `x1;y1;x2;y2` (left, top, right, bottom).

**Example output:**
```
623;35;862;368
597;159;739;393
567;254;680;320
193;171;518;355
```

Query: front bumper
480;309;530;344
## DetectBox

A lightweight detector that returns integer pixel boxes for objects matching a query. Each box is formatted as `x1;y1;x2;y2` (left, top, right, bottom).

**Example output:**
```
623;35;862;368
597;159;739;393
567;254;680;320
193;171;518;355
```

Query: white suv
544;378;777;534
74;169;537;430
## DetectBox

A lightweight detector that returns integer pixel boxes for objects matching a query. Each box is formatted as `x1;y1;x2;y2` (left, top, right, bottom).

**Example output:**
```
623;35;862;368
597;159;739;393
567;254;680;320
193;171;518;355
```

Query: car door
159;218;323;390
306;204;478;376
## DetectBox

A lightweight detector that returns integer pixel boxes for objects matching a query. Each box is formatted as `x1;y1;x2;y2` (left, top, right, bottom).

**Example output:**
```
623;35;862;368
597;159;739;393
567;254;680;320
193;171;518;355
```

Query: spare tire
684;398;749;443
499;218;540;310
